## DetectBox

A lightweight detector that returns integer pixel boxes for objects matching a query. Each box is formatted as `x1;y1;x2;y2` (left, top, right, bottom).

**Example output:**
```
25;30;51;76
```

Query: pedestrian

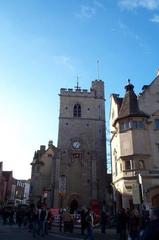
139;208;150;238
85;208;94;240
80;208;87;235
8;208;14;225
100;211;107;233
16;207;24;228
31;206;39;238
128;208;140;240
141;207;159;240
2;207;8;225
116;208;127;240
62;208;73;233
38;204;48;236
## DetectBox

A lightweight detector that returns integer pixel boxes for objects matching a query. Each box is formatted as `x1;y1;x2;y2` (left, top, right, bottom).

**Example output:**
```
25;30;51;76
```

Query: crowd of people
0;203;53;238
0;204;102;239
59;207;96;239
115;206;159;240
0;203;159;239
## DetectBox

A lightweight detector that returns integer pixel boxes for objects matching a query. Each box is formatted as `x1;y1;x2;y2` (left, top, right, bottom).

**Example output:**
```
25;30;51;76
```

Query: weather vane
75;75;81;90
97;60;100;80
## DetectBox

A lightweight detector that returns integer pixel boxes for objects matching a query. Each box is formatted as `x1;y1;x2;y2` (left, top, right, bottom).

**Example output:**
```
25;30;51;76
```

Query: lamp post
138;173;143;204
58;175;66;232
58;192;64;232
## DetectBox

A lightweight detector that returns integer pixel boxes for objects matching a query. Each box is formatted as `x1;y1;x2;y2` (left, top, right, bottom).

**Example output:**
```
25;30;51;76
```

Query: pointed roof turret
117;79;148;120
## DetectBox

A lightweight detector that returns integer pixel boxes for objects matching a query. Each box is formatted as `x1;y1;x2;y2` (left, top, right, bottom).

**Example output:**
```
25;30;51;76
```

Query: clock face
72;141;80;149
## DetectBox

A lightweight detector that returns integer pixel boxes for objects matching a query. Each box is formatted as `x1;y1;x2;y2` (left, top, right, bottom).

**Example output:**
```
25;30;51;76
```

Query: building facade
110;75;159;211
57;80;107;210
30;141;60;208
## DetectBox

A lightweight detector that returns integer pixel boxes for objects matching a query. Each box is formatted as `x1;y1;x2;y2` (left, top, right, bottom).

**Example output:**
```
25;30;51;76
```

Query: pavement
50;224;118;239
0;217;118;240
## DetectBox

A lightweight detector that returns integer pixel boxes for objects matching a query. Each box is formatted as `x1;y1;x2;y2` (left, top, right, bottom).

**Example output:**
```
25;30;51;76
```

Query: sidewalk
49;225;117;240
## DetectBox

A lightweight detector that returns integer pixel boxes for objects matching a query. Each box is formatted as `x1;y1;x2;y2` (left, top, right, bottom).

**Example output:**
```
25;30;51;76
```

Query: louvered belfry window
73;104;81;117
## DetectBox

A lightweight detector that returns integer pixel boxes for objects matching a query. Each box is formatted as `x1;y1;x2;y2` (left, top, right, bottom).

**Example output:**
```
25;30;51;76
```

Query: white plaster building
110;75;159;211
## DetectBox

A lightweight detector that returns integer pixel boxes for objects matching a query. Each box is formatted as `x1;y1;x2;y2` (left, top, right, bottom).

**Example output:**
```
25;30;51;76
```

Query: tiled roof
118;81;148;120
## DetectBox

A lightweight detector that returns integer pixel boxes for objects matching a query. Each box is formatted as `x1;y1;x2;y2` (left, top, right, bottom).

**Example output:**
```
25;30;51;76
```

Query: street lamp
138;173;143;202
59;192;64;209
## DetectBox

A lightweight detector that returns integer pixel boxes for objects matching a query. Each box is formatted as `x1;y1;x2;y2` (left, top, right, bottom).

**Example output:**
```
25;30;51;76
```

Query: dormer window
73;104;81;117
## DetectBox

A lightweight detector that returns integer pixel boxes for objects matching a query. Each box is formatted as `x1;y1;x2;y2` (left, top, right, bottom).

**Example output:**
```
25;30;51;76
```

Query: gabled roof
112;94;123;113
140;74;159;95
31;141;58;165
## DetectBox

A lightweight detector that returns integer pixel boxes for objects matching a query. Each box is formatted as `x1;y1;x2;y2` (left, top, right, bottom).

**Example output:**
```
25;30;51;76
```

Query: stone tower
57;80;106;210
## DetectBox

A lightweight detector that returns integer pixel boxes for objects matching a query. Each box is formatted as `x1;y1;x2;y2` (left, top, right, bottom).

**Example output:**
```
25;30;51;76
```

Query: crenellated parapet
60;80;105;99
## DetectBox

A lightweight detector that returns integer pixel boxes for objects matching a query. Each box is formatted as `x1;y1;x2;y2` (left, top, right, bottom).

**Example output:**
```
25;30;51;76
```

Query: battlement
60;80;104;98
60;87;94;97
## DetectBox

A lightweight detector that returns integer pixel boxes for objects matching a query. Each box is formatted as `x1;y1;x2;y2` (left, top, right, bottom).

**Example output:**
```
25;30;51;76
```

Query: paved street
0;224;118;240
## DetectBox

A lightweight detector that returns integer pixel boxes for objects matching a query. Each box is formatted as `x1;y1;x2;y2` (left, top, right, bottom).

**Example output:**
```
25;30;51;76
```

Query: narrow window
36;165;40;172
115;161;118;176
125;160;131;170
137;121;144;129
155;119;159;129
120;123;125;131
120;163;122;172
132;120;138;128
115;155;118;176
73;104;81;117
139;160;145;170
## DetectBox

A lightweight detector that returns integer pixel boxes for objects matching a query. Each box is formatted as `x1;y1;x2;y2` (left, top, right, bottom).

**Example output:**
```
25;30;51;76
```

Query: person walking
16;207;24;228
100;211;107;234
38;204;48;236
86;209;94;240
62;209;73;233
141;207;159;240
116;208;127;240
31;206;39;238
81;208;87;235
128;208;140;240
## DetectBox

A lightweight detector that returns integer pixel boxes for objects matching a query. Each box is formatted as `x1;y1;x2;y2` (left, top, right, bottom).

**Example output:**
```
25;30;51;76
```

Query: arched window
73;104;81;117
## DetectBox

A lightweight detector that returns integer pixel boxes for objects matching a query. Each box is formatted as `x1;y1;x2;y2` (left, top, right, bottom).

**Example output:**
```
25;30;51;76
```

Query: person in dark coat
80;208;87;235
100;211;107;233
141;207;159;240
116;208;127;240
128;208;140;240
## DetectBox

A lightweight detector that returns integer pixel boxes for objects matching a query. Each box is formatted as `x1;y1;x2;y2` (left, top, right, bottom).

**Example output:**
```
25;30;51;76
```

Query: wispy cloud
52;55;74;71
119;0;159;10
75;0;106;20
151;14;159;22
76;5;96;19
93;0;106;10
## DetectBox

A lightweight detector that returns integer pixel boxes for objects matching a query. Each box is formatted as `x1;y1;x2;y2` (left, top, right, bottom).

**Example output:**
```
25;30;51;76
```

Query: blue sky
0;0;159;179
